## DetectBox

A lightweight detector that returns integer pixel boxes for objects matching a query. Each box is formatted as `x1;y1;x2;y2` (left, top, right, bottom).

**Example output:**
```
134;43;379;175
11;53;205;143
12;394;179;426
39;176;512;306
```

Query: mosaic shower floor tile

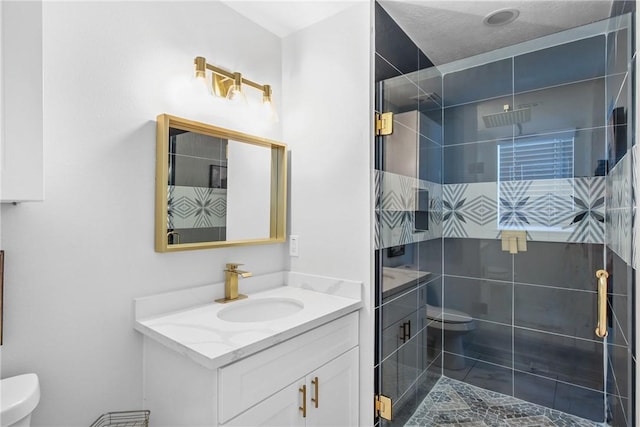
405;377;599;427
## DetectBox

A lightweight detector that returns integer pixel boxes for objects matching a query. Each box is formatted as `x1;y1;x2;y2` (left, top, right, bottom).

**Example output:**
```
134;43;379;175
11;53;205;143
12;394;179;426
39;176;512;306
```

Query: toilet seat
426;305;473;324
1;374;40;427
425;306;475;370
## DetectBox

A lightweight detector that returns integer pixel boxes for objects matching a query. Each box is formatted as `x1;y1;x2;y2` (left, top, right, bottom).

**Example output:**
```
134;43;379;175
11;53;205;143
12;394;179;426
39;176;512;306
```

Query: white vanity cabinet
223;347;358;427
142;311;359;427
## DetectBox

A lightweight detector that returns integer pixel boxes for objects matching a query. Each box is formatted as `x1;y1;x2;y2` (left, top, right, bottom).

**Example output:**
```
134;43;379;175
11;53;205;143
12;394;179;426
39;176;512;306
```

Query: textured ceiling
221;1;363;38
378;0;614;65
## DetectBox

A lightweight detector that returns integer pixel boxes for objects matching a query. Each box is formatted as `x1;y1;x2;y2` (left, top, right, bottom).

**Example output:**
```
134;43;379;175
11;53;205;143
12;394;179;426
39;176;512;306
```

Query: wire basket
90;410;150;427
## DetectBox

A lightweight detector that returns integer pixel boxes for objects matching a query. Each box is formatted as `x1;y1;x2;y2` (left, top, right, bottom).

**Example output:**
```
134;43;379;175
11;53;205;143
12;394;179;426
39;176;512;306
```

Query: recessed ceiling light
483;8;520;26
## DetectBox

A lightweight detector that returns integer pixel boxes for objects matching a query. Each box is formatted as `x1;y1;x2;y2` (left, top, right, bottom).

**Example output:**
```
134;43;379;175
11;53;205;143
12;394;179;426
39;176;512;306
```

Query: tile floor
405;377;601;426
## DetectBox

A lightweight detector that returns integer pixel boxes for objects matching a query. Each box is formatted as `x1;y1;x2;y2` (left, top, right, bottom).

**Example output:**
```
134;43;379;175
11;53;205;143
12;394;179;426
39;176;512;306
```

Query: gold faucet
215;263;253;303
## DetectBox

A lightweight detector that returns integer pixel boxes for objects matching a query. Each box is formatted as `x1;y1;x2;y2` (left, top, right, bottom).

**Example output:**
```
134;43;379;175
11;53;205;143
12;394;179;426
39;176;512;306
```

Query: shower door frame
373;8;636;427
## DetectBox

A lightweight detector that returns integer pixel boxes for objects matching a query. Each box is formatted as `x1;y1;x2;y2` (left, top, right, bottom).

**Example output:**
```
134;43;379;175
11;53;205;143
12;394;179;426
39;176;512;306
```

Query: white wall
0;2;285;426
282;3;373;424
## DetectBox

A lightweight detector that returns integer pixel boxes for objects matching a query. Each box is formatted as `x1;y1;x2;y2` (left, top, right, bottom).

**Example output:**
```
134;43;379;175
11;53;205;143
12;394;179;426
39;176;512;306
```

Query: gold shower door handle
595;270;609;338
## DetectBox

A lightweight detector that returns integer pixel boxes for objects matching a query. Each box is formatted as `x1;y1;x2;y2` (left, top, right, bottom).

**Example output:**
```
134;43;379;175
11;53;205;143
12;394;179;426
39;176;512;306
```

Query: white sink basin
217;298;304;322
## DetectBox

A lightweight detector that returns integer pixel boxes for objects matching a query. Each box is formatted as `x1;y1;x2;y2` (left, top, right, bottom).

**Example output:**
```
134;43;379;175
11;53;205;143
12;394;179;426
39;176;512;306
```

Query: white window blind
497;132;575;231
499;135;574;181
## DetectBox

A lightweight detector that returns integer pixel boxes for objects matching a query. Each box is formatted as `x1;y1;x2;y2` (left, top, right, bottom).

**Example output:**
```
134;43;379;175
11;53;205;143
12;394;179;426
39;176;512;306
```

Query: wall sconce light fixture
194;56;274;111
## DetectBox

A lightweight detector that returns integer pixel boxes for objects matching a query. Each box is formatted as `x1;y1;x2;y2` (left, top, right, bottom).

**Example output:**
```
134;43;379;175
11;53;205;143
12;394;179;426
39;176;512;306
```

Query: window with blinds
497;132;575;231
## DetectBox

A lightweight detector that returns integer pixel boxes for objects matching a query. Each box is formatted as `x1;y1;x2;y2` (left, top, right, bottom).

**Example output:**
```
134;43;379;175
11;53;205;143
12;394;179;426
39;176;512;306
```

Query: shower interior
374;3;636;427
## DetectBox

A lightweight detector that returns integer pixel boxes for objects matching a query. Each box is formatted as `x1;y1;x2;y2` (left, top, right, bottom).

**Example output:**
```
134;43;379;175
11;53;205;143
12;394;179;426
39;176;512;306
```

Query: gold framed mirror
155;114;287;252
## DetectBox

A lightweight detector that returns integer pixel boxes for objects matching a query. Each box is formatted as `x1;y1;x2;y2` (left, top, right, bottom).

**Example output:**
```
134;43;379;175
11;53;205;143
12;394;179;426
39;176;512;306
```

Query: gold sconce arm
595;269;609;338
194;56;273;103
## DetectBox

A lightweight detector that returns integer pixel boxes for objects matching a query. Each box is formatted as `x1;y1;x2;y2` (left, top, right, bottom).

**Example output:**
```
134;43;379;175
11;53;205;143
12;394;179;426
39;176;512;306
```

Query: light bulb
261;85;277;122
226;72;247;104
262;99;279;123
192;73;210;96
192;56;211;95
226;85;247;104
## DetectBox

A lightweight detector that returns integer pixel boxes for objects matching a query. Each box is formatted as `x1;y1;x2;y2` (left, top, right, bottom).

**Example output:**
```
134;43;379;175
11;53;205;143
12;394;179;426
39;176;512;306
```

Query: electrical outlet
289;235;299;257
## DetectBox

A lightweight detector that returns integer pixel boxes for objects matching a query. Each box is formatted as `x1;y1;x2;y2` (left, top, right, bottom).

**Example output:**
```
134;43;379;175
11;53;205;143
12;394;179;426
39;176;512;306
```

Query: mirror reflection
168;129;230;243
156;114;287;252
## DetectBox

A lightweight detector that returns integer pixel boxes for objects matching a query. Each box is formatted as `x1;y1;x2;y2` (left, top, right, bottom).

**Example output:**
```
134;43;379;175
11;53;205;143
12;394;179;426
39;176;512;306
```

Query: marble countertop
382;266;431;294
134;274;362;370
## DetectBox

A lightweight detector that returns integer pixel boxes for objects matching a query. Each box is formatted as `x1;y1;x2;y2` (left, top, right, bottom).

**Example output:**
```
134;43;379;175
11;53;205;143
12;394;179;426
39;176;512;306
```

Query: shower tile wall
374;2;443;426
439;23;634;425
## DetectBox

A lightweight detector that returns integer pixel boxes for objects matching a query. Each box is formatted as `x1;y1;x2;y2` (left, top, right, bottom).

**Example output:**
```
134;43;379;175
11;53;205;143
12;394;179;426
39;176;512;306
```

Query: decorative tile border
567;177;605;243
380;170;416;211
443;182;497;239
606;151;633;265
375;166;635;251
633;145;639;269
442;178;605;244
168;185;226;229
405;377;599;427
380;209;415;248
376;170;443;249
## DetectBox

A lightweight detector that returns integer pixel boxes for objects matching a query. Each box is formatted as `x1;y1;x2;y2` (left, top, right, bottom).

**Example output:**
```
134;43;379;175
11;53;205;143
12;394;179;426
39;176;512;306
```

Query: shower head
482;104;531;128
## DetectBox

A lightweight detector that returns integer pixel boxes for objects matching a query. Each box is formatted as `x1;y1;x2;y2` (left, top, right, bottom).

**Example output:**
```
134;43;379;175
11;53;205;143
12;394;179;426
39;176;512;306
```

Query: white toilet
1;374;40;427
426;304;476;370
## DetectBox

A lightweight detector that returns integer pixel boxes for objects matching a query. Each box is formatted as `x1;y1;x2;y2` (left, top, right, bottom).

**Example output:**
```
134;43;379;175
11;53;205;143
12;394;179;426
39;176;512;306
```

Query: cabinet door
306;347;359;427
1;1;44;202
222;381;305;427
218;312;359;423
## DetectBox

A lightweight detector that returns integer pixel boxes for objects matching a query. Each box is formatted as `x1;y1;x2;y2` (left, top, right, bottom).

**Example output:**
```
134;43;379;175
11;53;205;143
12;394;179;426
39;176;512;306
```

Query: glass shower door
439;43;614;418
374;73;445;426
374;7;635;427
437;15;635;425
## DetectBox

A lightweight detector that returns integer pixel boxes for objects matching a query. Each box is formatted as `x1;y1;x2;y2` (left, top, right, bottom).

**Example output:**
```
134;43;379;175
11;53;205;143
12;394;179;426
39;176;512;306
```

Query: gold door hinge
375;394;392;421
376;112;394;136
